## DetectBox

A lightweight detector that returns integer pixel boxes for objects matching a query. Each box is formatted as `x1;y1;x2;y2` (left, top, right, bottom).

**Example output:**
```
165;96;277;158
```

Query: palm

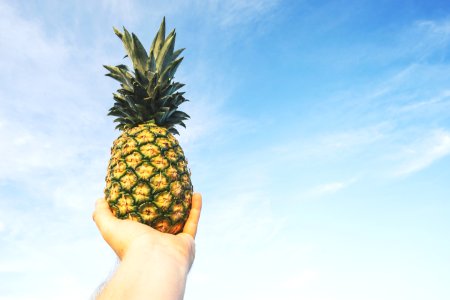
93;193;202;262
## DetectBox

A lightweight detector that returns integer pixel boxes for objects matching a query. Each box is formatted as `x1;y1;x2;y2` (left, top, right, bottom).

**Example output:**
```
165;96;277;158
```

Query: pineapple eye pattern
105;123;192;232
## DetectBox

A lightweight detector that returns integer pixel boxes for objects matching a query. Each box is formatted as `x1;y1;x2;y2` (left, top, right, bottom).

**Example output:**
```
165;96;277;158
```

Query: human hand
93;194;202;300
93;193;202;267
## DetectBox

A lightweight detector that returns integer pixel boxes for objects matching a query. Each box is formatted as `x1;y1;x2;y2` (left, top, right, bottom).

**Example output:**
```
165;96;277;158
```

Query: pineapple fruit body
105;123;192;234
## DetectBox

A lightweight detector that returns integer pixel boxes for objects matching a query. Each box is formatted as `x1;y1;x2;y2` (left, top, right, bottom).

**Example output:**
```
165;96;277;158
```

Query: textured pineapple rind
104;123;193;234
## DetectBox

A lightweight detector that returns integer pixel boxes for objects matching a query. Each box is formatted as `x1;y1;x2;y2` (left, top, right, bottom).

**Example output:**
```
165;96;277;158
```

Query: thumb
93;198;118;238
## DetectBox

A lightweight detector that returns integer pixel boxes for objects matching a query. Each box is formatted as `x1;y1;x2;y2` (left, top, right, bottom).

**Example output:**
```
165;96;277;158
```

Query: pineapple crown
104;17;189;134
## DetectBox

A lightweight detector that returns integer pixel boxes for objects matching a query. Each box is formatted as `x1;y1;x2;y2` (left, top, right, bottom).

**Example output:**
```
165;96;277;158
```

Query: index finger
182;193;202;239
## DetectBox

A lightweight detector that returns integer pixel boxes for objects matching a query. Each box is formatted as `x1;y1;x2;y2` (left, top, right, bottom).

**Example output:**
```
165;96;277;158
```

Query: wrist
99;241;189;300
123;235;192;275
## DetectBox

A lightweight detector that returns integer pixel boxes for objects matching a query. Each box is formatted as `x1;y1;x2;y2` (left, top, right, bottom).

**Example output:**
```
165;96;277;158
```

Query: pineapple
104;18;192;234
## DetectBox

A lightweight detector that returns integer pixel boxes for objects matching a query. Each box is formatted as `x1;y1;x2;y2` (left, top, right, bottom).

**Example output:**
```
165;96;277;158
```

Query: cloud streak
307;177;358;197
393;129;450;177
203;0;280;27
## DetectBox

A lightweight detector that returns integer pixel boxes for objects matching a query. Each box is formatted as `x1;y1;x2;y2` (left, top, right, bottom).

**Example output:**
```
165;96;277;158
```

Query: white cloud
376;17;450;64
317;126;386;151
271;123;389;163
307;177;358;197
394;89;450;113
416;19;450;44
418;18;450;32
205;0;280;27
157;0;280;28
100;0;139;23
102;0;281;31
393;129;450;177
0;0;110;179
0;2;68;70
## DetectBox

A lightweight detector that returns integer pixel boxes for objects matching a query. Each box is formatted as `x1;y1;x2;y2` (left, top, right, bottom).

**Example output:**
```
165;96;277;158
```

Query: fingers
182;193;202;239
92;198;117;237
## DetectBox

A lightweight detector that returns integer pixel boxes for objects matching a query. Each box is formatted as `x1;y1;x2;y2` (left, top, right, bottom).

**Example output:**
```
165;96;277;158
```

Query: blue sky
1;0;450;299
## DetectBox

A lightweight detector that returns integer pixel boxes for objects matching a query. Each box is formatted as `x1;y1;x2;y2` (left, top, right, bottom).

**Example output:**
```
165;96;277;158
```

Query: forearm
97;243;190;300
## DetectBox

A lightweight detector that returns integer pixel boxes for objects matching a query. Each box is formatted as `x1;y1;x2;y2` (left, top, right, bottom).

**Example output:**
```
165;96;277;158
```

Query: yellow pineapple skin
104;123;192;234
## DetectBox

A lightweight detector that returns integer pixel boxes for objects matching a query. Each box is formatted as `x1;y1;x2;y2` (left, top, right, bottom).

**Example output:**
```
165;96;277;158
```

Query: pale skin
92;193;202;300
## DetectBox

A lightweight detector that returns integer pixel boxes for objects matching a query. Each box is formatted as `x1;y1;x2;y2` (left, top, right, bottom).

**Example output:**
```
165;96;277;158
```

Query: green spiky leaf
150;18;166;58
105;17;189;134
155;32;175;73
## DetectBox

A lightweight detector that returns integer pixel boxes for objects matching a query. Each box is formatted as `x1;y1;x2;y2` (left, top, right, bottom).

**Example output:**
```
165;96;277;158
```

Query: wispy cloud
99;0;140;23
307;177;358;198
415;18;450;48
203;0;280;27
417;18;450;33
0;1;115;222
393;129;450;177
271;123;389;163
394;89;450;113
112;0;282;30
373;17;450;64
